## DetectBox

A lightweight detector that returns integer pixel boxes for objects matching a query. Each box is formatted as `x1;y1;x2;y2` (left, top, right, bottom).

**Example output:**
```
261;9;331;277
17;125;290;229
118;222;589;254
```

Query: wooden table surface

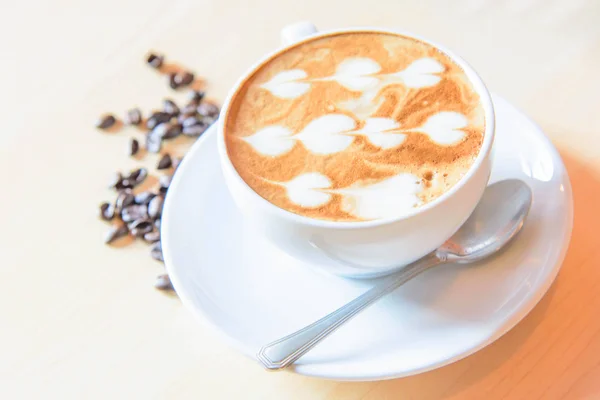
3;1;600;398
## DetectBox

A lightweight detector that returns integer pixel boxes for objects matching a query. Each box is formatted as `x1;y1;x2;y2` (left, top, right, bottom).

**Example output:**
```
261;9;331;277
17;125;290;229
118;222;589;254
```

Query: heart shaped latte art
415;112;468;145
260;69;311;99
326;58;381;91
281;173;332;208
242;126;295;156
294;114;357;154
392;58;445;88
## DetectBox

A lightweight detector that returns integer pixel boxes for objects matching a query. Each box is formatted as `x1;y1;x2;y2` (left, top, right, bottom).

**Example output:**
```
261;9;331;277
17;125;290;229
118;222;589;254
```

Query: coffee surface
225;31;485;221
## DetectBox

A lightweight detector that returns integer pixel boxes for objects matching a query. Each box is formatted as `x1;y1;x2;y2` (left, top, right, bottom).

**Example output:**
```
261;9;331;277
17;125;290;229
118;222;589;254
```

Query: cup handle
280;21;318;46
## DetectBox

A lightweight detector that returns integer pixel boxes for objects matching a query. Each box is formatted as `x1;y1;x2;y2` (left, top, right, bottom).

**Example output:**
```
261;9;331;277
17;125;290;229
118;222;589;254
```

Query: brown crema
225;31;485;221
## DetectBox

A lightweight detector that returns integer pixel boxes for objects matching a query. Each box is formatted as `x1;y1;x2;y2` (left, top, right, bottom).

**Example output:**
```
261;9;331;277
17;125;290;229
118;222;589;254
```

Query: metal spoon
257;179;532;370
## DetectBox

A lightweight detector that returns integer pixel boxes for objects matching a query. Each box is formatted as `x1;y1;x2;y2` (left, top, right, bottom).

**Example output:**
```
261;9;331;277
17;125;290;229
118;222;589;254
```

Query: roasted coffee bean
146;111;172;130
197;102;219;118
145;131;162;153
147;53;164;69
168;72;178;89
182;122;208;137
99;202;115;221
182;102;198;115
128;218;154;237
96;114;117;129
157;154;172;170
115;190;135;213
143;230;160;243
163;99;180;116
135;191;155;205
121;204;148;223
128;167;148;186
162;123;182;140
128;138;140;156
108;171;124;189
104;223;129;244
151;122;170;139
124;108;142;125
116;178;134;190
171;157;182;170
174;71;194;87
154;274;173;290
188;90;206;104
150;242;164;262
181;116;200;128
148;195;164;219
177;111;196;124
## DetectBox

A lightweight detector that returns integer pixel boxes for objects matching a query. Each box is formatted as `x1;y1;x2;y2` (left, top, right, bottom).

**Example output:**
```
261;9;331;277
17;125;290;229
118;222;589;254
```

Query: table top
3;1;600;399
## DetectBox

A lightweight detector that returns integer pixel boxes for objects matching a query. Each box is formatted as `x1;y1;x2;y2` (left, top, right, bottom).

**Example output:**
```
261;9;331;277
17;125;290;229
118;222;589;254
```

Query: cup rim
217;26;495;230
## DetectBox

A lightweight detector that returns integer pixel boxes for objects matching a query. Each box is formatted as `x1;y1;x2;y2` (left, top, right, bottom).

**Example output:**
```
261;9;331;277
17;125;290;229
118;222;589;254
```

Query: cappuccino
224;31;485;221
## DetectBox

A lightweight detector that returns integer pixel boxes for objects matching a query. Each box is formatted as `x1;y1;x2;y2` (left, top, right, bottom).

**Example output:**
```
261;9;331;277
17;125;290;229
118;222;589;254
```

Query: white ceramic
216;23;496;277
162;94;573;381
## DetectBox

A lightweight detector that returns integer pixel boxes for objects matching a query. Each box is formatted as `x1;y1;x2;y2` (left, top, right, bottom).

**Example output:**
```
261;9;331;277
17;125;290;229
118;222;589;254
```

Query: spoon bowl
437;179;532;263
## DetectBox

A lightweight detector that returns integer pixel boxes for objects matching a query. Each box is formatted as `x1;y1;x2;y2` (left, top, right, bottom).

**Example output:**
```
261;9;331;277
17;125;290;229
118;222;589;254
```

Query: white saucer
162;94;573;381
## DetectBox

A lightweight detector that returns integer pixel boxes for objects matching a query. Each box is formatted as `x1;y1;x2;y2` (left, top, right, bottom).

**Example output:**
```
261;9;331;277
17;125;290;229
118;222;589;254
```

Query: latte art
225;31;485;221
260;57;445;99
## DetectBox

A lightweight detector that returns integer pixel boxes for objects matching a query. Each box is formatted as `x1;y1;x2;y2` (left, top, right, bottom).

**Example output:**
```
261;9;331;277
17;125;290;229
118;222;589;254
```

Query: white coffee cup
217;22;495;278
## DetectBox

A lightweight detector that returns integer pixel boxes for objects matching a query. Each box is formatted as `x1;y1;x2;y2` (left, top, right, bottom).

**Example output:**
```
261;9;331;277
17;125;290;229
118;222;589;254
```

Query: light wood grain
2;1;600;399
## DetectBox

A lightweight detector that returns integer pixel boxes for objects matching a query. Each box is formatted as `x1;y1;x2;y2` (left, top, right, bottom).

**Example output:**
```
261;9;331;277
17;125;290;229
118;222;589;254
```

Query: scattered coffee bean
135;191;155;205
108;171;124;189
121;204;148;223
96;114;117;130
189;90;206;104
154;274;173;290
181;116;199;128
104;223;129;244
117;178;135;190
146;131;162;153
174;71;194;87
150;241;164;262
151;122;169;139
129;138;140;156
148;195;164;219
99;202;115;221
143;230;160;243
163;99;180;116
98;52;221;293
183;122;208;137
128;167;148;186
162;123;182;140
147;52;164;69
197;102;220;118
128;218;154;237
168;72;178;89
157;154;172;170
115;190;135;213
146;111;172;130
159;175;172;194
124;108;142;125
177;111;195;124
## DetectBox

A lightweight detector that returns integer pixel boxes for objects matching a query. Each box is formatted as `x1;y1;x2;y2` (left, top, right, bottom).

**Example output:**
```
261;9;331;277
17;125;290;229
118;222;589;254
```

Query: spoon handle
256;253;442;370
